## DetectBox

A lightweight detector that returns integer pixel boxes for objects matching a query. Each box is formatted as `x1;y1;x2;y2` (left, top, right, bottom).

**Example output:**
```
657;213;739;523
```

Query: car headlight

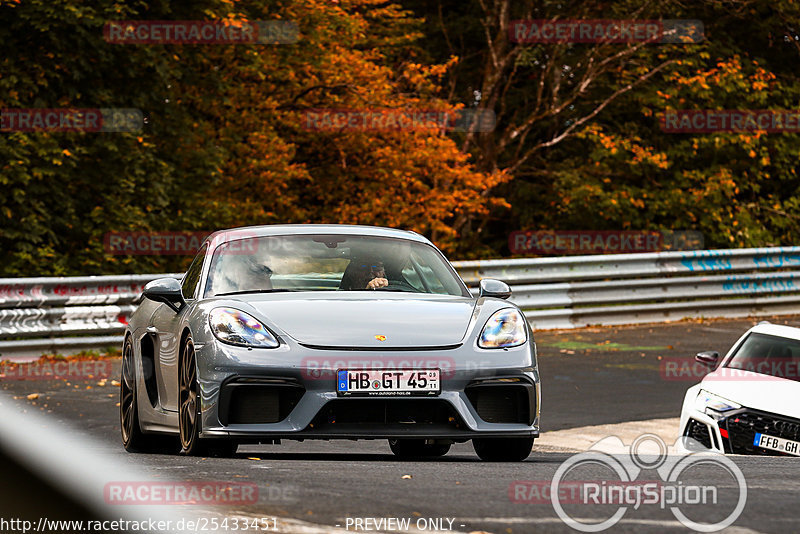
694;390;740;419
478;309;527;349
209;308;279;348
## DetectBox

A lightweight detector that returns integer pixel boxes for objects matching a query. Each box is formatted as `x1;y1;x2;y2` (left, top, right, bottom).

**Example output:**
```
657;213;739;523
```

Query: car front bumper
680;387;800;456
194;339;540;441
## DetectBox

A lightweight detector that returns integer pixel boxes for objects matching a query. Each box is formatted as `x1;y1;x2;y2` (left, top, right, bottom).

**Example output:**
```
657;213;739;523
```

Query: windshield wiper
376;288;414;292
215;289;301;297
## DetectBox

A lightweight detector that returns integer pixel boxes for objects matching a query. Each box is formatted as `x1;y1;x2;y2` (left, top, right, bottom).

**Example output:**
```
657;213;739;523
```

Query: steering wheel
374;279;417;292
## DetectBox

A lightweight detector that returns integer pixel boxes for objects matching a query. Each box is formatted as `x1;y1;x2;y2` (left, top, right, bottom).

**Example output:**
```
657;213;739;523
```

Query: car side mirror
479;279;512;300
142;277;185;313
695;350;720;368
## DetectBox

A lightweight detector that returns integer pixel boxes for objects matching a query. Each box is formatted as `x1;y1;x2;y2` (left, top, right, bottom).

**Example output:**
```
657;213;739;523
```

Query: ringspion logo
541;434;746;532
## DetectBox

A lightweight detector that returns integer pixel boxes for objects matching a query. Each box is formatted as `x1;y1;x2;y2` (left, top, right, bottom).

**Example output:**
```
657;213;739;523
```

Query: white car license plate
753;432;800;456
337;369;440;396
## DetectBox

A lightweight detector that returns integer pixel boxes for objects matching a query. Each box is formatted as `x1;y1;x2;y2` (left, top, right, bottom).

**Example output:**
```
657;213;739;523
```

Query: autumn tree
0;0;506;275
402;0;800;253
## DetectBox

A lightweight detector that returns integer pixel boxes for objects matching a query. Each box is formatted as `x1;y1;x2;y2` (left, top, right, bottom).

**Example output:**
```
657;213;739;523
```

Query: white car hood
701;369;800;419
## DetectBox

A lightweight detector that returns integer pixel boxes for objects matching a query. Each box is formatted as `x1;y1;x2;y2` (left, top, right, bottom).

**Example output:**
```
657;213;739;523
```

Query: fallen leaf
401;474;412;479
111;380;121;386
26;393;39;400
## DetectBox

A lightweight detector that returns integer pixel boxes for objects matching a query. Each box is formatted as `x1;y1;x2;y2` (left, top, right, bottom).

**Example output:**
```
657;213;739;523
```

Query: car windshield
204;234;469;298
724;332;800;382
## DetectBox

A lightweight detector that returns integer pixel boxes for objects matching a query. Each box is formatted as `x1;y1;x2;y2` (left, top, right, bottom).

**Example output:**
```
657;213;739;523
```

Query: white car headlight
694;390;740;418
478;309;527;349
209;308;279;348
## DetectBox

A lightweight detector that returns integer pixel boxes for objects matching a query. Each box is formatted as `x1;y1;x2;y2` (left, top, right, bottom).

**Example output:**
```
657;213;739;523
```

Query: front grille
219;378;304;425
310;399;462;429
723;410;800;455
465;380;535;425
683;418;713;450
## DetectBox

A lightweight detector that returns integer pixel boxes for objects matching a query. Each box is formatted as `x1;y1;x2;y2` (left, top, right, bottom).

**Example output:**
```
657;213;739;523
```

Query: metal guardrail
1;247;799;358
0;274;180;358
458;247;800;329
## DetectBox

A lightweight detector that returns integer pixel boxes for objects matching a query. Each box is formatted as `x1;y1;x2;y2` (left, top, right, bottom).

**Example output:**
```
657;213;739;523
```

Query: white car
679;322;800;456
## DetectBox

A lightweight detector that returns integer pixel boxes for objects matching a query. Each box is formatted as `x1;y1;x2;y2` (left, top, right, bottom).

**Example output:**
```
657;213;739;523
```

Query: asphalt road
3;316;800;534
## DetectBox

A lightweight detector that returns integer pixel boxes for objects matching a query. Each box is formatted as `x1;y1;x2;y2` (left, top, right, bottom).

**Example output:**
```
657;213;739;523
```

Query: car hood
701;370;800;419
242;293;477;349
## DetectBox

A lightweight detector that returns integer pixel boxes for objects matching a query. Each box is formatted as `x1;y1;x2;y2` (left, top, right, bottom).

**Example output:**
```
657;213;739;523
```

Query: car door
148;245;207;412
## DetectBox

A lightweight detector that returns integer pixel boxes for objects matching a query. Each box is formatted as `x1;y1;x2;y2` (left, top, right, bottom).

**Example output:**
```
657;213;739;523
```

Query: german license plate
337;369;440;396
753;432;800;456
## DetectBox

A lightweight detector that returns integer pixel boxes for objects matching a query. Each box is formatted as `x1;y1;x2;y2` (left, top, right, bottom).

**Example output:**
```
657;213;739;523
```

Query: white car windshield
724;332;800;382
204;234;469;298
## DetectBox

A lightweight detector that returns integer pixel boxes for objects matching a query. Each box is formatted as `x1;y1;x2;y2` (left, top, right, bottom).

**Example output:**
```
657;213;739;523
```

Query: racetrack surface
2;316;799;533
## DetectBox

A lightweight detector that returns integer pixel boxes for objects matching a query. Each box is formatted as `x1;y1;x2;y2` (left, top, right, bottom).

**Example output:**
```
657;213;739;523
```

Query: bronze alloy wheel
179;336;236;457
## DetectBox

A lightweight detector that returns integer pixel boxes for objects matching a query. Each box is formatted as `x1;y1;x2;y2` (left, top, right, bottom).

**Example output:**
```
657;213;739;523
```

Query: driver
361;259;388;289
344;257;388;290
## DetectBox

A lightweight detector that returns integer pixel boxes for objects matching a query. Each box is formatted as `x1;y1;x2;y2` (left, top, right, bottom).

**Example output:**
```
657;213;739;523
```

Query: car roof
203;224;431;249
749;322;800;340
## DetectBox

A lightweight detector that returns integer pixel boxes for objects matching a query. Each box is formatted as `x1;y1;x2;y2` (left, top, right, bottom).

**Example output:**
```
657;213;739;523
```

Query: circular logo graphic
550;434;747;532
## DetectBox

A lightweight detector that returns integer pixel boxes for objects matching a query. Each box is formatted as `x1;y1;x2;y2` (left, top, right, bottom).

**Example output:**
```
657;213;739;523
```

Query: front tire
473;437;534;462
179;336;236;457
389;439;451;458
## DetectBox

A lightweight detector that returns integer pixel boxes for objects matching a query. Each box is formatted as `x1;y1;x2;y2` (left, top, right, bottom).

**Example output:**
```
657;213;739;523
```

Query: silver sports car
120;225;540;461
